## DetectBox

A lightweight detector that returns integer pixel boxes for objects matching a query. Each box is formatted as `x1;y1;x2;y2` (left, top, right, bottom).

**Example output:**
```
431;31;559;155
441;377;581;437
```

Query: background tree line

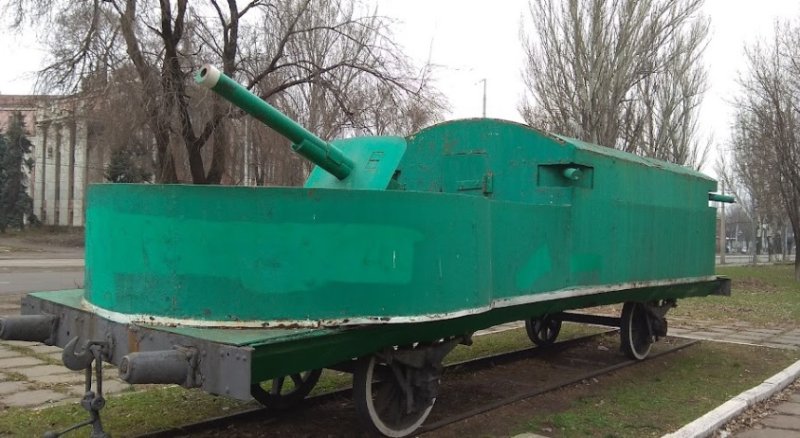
520;0;710;168
4;0;712;184
719;21;800;280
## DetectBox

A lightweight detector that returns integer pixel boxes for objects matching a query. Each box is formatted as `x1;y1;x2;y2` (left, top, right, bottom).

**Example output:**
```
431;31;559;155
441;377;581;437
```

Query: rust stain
273;322;309;329
127;328;140;353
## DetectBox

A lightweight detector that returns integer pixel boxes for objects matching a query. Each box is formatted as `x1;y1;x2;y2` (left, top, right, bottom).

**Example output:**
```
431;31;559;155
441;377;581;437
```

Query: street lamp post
479;78;486;118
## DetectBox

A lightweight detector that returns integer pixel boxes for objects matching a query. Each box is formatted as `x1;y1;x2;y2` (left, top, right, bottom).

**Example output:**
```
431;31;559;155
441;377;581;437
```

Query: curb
0;259;84;268
662;359;800;438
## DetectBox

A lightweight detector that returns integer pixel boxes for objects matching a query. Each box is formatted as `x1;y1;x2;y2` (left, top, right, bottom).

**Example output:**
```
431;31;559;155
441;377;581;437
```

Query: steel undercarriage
19;276;729;399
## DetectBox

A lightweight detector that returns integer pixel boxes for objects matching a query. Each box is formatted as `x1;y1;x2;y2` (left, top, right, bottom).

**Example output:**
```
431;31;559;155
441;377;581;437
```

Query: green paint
95;219;420;290
304;136;407;190
80;118;719;323
516;245;553;290
85;186;490;320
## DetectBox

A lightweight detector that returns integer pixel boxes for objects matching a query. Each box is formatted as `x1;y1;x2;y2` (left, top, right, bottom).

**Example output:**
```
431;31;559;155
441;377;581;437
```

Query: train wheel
250;369;322;410
353;355;435;437
525;315;562;346
620;302;653;360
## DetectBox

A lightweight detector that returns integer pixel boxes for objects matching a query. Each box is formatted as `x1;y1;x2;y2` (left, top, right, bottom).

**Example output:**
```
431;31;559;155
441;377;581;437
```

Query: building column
44;123;62;225
73;116;88;227
66;120;77;226
58;121;72;226
33;121;49;222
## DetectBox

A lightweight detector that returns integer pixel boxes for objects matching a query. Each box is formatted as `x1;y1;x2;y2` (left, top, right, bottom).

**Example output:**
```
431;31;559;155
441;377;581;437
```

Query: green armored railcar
0;65;730;438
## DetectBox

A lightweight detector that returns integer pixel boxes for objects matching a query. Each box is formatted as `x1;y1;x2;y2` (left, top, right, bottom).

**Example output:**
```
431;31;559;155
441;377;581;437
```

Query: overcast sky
2;0;799;173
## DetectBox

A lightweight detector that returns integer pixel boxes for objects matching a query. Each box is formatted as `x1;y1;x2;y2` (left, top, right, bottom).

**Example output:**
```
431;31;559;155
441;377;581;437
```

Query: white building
0;94;104;227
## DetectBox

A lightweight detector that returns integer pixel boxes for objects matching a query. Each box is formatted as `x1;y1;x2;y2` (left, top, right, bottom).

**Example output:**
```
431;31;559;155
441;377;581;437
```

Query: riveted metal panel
78;118;721;327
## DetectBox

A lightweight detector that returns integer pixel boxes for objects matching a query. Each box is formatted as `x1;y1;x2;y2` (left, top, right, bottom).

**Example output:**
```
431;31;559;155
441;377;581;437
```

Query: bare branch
520;0;709;166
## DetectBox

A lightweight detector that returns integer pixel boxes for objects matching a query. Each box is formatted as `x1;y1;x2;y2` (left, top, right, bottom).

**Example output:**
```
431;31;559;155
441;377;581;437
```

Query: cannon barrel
195;64;354;180
708;193;735;203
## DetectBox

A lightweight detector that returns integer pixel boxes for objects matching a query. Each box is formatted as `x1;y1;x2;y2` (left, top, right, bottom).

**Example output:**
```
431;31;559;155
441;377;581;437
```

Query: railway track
139;331;698;437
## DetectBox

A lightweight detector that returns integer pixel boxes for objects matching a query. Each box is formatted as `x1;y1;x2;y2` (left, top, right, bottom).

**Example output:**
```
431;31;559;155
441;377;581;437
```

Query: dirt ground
176;332;797;438
182;335;689;437
0;229;84;254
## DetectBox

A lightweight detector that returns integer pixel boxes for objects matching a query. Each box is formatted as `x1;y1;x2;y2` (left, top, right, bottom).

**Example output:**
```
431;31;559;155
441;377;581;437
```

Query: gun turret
195;65;354;180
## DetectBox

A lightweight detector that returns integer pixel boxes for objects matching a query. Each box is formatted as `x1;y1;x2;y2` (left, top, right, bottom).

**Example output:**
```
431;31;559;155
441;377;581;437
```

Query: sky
376;0;800;174
2;0;799;173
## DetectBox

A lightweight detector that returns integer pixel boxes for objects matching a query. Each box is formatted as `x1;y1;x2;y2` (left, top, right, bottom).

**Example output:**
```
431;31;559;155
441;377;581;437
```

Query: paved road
0;249;85;296
0;269;84;295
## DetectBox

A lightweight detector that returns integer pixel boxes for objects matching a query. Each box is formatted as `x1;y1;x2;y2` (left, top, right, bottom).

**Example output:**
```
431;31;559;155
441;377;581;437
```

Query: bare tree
350;77;447;137
232;1;447;186
731;23;800;280
80;65;156;183
5;0;444;185
520;0;710;167
717;149;772;264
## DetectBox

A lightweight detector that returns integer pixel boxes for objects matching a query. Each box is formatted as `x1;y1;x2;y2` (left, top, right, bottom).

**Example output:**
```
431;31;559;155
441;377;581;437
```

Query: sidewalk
733;388;800;437
669;322;800;351
0;340;132;409
0;296;131;409
661;320;800;437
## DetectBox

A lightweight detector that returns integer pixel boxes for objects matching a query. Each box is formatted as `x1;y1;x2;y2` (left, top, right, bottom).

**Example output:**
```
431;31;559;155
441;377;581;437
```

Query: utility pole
480;79;487;118
719;180;726;265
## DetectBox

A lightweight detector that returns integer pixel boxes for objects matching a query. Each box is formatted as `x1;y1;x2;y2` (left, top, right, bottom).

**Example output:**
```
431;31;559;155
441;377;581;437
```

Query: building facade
0;94;103;227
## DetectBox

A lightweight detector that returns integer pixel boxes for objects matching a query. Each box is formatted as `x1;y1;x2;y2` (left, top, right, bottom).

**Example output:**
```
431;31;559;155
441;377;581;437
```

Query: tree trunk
795;246;800;281
205;123;227;185
153;123;178;183
791;220;800;281
787;203;800;280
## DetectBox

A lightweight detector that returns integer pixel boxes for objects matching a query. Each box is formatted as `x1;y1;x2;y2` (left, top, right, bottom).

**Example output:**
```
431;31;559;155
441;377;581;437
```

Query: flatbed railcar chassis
3;277;729;437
